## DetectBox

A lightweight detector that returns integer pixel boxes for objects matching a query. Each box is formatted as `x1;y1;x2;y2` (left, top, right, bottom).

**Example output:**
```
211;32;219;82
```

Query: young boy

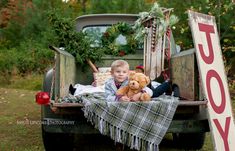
105;60;153;102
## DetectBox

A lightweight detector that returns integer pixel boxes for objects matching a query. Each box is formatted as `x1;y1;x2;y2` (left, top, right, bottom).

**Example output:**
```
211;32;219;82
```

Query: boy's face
112;65;129;83
135;68;144;73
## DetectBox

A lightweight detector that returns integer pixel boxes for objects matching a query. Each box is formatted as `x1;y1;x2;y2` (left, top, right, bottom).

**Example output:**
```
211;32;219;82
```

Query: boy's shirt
104;77;153;102
104;77;128;102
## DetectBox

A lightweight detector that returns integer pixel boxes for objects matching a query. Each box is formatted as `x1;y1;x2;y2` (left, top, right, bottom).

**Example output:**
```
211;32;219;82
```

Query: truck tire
42;127;74;151
172;132;205;150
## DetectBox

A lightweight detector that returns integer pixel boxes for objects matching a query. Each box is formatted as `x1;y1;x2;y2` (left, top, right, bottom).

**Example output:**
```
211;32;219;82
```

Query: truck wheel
172;132;205;150
42;128;74;151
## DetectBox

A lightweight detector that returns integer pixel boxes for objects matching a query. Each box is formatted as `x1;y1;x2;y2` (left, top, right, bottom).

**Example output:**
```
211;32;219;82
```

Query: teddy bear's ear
145;76;150;85
129;71;135;77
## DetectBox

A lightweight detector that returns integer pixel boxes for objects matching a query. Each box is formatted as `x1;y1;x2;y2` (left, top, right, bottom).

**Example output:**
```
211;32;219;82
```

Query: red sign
188;10;235;151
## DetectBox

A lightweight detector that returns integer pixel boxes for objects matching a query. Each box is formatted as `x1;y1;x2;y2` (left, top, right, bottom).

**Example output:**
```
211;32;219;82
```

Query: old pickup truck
36;14;209;151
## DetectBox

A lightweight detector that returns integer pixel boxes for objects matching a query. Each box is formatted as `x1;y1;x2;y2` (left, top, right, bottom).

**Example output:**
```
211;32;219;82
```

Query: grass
0;74;43;91
0;88;44;151
0;75;234;151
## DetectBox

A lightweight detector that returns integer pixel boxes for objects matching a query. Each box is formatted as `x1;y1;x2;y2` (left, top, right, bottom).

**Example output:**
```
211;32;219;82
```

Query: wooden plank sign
188;10;235;151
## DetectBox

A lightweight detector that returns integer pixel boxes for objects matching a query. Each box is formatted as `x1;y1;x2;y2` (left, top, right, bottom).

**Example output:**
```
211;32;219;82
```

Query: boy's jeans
151;81;170;97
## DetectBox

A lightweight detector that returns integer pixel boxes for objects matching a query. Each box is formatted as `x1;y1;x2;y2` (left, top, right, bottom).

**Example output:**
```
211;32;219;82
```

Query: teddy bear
116;72;151;101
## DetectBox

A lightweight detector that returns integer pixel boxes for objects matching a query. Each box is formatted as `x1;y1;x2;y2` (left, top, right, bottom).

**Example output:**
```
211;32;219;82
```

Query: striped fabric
77;92;179;151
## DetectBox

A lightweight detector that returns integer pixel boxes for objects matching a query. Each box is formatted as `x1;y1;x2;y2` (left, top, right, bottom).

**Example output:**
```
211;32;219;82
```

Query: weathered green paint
171;49;199;100
59;53;76;98
168;119;209;133
53;47;76;100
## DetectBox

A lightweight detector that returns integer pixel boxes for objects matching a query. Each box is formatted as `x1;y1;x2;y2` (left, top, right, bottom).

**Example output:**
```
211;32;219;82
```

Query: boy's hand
120;96;130;102
130;92;142;101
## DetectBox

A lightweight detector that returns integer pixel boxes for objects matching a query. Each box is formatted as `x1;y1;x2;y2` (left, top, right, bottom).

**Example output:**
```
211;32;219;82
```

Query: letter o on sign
206;70;226;114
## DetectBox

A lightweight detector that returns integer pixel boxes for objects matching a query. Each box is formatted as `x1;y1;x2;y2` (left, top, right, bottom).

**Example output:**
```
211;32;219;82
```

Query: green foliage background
0;0;234;83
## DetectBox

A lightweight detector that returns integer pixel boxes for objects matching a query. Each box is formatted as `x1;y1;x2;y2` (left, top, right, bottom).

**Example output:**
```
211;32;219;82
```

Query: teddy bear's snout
130;81;136;86
129;81;139;89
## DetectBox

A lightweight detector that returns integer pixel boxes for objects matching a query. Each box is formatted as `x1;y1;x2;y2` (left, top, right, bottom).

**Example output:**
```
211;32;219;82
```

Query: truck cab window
83;25;143;50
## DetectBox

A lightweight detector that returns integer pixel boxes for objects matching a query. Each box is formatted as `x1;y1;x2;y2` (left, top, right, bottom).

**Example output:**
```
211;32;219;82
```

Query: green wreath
101;22;138;56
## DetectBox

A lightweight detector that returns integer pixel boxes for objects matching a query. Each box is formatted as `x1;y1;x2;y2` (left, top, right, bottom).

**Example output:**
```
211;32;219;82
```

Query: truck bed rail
51;100;207;108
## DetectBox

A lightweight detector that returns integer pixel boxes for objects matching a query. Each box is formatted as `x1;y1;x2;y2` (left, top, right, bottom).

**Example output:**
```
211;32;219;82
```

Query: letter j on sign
188;10;235;151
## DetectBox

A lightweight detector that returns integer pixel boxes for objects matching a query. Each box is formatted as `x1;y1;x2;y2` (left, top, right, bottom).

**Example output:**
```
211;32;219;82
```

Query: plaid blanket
60;93;179;151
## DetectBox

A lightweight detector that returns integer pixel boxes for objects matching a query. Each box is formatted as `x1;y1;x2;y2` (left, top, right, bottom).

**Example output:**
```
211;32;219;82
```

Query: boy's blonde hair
111;60;129;71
